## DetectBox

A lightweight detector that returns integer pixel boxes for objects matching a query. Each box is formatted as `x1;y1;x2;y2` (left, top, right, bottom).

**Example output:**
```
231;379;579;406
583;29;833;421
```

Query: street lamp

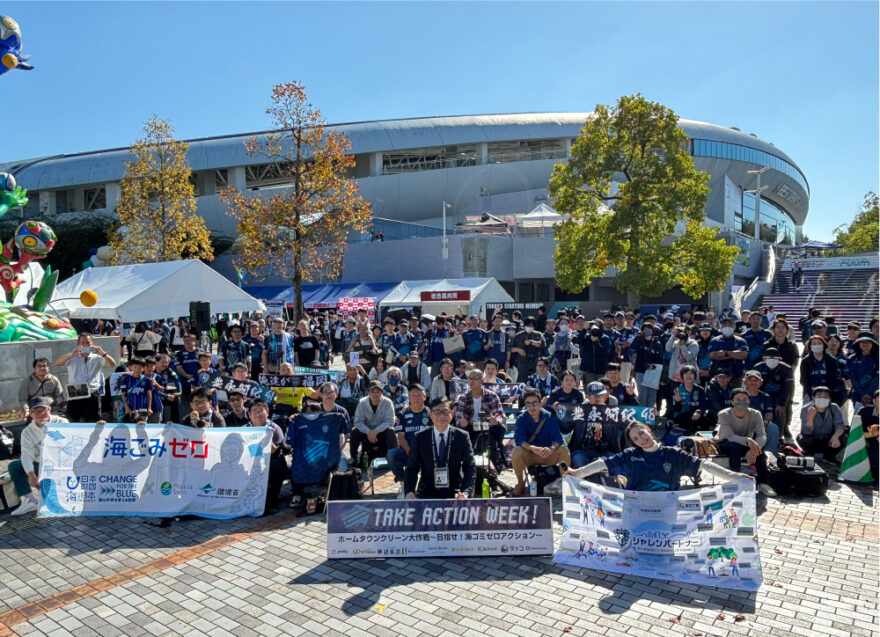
745;166;770;240
442;200;452;260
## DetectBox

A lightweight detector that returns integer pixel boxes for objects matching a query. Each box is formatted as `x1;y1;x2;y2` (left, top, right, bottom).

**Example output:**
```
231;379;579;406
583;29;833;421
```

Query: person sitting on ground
400;351;431;389
387;383;432;491
585;381;618;406
383;367;410;412
350;379;398;466
404;397;475;500
246;398;289;514
716;388;777;496
181;387;226;428
429;358;457;402
455;368;506;465
798;386;846;463
857;390;879;486
511;388;572;496
546;370;585;410
666;365;709;435
8;397;70;515
742;370;780;453
567;422;747;491
19;357;66;418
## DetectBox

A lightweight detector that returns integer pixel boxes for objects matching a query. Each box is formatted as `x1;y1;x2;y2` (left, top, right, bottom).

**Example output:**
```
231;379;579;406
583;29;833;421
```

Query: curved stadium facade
1;113;809;308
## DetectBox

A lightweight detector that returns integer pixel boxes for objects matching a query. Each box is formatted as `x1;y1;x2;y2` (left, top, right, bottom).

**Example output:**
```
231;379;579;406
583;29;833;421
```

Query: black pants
797;434;844;464
718;439;769;482
266;454;289;509
67;395;100;422
349;429;397;464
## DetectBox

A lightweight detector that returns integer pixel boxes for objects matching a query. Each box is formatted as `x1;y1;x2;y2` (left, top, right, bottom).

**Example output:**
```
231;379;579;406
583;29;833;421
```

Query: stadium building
1;113;809;310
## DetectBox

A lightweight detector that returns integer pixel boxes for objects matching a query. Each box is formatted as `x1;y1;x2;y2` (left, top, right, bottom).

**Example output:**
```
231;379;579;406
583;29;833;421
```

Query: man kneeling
512;388;571;496
404;397;475;500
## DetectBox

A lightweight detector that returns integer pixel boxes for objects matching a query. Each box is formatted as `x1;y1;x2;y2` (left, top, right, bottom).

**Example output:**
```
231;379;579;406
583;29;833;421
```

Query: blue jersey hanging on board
287;413;346;484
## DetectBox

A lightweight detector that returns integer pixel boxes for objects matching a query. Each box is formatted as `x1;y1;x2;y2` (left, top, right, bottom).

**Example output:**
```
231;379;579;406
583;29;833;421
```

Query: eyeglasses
432;409;451;416
524;401;540;407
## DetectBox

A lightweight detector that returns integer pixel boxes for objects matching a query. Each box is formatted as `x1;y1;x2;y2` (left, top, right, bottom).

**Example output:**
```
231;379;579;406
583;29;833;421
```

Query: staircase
752;254;879;337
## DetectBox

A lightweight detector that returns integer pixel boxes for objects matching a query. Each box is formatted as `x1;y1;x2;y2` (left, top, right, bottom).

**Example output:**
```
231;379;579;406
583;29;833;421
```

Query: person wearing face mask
577;324;613;388
567;422;745;491
708;317;749;387
383;368;410;412
799;335;841;400
716;388;777;496
512;318;546;381
798;386;846;463
631;321;664;409
753;347;795;440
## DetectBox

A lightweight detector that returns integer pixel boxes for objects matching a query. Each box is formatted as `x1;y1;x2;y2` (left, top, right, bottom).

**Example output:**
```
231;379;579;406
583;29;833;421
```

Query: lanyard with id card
432;430;452;488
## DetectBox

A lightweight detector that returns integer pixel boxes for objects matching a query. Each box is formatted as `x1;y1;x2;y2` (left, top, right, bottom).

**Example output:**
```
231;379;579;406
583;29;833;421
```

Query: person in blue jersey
742;312;772;371
753;347;794;439
118;357;154;423
387;383;432;491
567;421;746;491
153;353;182;423
484;314;510;371
219;323;251;373
143;356;168;423
604;363;638;406
528;357;559;398
174;334;202;398
708;316;749;386
461;315;487;367
666;365;709;436
244;321;265;381
389;320;417;367
694;323;716;386
546;370;585;410
800;335;841;400
846;332;879;409
612;311;637;383
424;315;451;376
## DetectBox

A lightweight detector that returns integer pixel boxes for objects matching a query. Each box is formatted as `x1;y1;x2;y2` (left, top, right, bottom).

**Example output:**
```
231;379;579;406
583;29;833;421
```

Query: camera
784;456;815;469
81;346;93;354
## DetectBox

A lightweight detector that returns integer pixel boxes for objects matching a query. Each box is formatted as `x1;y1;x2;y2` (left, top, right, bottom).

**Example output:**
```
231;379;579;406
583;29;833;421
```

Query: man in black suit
404;397;476;500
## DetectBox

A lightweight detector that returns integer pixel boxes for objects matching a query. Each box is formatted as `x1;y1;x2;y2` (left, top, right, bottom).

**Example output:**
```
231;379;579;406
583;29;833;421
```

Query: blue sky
1;2;877;240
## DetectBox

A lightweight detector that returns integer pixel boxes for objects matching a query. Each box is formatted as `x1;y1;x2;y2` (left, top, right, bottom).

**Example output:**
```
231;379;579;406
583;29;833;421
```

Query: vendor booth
51;260;266;322
378;278;514;318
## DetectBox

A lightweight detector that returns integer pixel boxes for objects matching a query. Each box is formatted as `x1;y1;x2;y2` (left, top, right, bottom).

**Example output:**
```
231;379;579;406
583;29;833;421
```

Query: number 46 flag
839;414;873;483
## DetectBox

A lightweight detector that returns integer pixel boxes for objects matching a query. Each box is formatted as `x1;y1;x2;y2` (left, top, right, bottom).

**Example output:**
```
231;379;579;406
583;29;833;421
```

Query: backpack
327;468;362;501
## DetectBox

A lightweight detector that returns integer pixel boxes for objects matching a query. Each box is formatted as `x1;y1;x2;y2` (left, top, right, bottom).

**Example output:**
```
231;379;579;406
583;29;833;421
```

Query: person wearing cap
388;383;432;491
753;347;795;439
706;369;733;425
262;317;293;375
584;380;617;406
8;396;69;516
576;324;613;388
631;320;664;409
341;316;358;354
512;388;571;496
800;334;841;400
708;317;748;386
423;315;452;377
742;311;771;371
716;388;776;496
846;332;879;407
844;322;863;356
798;386;846;463
567;382;619;468
351;379;399;466
400;350;431;389
743;370;780;453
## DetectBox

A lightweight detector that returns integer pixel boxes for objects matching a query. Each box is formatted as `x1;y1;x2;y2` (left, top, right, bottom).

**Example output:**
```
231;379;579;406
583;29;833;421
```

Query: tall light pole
746;166;770;240
442;200;452;260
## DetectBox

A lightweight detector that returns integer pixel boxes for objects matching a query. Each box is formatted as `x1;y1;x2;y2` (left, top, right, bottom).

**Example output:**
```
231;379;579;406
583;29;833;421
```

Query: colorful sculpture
0;15;34;76
0;172;28;216
0;220;56;301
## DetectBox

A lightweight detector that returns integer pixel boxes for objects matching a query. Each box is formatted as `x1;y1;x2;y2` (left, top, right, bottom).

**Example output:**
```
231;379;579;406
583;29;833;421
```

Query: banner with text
554;476;762;590
38;423;272;519
327;498;554;559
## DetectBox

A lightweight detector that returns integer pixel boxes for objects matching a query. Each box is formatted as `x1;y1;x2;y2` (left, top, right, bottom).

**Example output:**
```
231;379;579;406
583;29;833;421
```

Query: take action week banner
327;498;554;559
38;423;272;519
554;476;762;591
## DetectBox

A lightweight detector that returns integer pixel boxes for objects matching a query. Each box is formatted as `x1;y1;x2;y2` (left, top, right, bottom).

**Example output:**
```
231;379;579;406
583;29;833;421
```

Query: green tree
833;191;878;255
550;94;739;305
108;116;214;264
221;81;371;320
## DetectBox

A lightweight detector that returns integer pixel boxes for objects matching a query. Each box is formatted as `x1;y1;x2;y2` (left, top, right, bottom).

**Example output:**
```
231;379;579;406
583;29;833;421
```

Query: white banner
554;477;762;591
38;423;272;518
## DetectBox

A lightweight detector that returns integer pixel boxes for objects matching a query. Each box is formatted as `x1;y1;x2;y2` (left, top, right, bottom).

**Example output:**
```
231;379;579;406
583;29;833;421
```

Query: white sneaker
11;495;37;516
757;483;777;498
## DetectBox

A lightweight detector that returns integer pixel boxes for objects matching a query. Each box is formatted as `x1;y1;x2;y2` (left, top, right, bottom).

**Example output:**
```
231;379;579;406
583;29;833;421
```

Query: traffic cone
839;414;873;483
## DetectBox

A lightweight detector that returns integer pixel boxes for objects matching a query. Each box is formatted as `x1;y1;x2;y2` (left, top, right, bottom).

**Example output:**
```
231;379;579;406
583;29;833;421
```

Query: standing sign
555;477;762;591
327;498;554;559
265;300;285;319
338;297;375;322
38;423;272;519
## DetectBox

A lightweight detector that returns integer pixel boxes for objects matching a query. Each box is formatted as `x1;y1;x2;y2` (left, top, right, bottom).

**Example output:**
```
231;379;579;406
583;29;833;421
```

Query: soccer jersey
604;446;701;491
395;407;432;449
118;374;152;412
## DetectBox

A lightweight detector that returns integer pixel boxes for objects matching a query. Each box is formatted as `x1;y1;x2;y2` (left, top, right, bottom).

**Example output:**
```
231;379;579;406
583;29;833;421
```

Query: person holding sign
567;422;745;491
511;388;571;496
404;397;475;500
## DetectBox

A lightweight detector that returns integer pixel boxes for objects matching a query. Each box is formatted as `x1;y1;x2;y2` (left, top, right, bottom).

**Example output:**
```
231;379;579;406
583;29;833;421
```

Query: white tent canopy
51;260;266;322
516;203;564;228
379;277;514;318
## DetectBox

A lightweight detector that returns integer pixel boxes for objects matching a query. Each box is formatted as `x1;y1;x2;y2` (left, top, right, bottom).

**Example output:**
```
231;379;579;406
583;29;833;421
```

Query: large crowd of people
5;302;878;516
